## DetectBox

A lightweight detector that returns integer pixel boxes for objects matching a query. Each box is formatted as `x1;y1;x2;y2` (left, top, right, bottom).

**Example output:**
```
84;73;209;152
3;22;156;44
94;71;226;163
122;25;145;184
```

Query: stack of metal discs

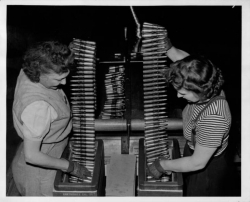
68;38;97;183
141;22;171;182
100;65;125;119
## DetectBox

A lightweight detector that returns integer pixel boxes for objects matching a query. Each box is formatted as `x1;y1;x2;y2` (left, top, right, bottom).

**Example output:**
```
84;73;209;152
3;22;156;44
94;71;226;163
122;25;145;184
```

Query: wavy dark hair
22;41;75;82
163;55;224;100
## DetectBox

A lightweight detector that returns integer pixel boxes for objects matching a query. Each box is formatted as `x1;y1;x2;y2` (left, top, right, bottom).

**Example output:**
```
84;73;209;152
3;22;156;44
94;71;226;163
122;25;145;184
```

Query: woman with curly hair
147;38;232;196
12;41;91;196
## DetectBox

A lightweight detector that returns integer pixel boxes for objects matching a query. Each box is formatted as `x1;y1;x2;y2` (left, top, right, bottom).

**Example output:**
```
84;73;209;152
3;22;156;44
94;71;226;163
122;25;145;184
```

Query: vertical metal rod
121;27;131;154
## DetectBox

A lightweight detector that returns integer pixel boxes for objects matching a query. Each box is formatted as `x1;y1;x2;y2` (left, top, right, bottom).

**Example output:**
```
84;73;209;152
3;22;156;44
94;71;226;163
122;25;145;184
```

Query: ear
39;73;48;82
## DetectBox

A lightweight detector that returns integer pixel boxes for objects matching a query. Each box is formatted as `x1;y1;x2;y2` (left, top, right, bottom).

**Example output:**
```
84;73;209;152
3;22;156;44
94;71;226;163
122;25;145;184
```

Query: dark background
6;6;241;193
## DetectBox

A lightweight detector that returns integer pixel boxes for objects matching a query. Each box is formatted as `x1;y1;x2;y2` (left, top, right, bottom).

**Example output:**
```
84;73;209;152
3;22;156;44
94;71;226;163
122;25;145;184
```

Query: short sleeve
196;99;231;148
197;115;229;148
21;101;58;141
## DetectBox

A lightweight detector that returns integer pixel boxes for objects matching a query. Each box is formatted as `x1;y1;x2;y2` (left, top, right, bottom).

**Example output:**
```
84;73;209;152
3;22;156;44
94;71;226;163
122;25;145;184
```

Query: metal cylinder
94;118;182;131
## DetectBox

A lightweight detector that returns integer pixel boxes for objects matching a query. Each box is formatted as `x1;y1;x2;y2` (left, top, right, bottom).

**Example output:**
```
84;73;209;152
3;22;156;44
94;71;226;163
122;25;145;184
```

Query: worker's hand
66;160;92;179
146;159;165;179
164;35;172;52
158;156;172;175
68;42;78;54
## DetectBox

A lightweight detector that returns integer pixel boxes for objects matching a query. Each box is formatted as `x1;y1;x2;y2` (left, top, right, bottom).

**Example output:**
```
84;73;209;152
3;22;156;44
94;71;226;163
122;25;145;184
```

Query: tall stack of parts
53;38;105;196
100;65;126;119
69;38;97;183
141;22;171;182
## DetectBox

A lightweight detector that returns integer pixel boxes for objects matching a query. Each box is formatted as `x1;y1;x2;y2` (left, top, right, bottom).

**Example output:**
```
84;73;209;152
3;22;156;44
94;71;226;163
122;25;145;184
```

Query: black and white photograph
1;0;249;201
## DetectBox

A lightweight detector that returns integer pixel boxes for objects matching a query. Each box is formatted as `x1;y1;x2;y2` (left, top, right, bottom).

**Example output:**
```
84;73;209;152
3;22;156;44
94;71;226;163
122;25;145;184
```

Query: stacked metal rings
141;23;171;182
100;65;126;119
69;38;97;183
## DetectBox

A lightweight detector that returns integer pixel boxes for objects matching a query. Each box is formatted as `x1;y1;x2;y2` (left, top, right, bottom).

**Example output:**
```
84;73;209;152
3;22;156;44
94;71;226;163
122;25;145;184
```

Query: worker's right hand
66;160;92;179
146;159;165;179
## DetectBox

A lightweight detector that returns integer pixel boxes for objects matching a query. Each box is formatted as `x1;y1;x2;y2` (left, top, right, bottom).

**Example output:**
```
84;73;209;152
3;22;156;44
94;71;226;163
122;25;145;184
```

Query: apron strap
191;96;226;147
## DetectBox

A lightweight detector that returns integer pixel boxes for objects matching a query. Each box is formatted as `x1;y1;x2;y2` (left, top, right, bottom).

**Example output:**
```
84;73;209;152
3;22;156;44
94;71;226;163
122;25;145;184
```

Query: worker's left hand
146;159;165;179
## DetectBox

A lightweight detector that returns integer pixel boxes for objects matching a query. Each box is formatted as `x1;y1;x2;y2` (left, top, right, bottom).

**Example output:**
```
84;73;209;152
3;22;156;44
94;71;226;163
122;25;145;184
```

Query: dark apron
183;143;232;196
183;96;232;196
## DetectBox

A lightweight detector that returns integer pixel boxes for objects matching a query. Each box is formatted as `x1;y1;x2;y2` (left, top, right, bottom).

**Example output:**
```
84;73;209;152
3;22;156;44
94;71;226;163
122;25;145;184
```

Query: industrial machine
53;7;184;197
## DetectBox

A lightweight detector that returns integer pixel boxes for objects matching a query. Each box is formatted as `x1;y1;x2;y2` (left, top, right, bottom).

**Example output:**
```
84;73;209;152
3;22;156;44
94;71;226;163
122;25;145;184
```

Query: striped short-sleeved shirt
182;92;231;156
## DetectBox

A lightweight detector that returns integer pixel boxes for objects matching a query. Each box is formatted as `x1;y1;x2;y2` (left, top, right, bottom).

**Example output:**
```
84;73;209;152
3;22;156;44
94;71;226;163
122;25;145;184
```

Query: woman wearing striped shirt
147;43;232;196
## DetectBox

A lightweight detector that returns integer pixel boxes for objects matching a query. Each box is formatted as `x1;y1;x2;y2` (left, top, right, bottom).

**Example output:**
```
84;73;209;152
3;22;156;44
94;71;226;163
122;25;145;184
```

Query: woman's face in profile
39;70;70;90
176;88;200;103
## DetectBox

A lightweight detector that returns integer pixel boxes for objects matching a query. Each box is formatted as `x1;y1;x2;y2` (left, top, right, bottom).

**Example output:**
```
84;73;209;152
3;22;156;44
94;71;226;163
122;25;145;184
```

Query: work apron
183;143;231;196
12;138;68;196
182;96;232;196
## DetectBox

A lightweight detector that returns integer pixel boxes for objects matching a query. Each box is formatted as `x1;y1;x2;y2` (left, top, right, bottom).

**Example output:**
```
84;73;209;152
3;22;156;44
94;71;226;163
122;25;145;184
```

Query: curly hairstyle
163;55;224;100
22;41;75;82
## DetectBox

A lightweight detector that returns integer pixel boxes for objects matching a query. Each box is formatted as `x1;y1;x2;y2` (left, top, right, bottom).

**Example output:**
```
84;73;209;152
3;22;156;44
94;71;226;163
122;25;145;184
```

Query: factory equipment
53;7;183;196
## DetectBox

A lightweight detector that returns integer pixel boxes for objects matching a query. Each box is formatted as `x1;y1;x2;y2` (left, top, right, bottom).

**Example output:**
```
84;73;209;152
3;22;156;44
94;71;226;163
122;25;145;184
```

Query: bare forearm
160;156;203;173
25;151;69;172
166;46;190;62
